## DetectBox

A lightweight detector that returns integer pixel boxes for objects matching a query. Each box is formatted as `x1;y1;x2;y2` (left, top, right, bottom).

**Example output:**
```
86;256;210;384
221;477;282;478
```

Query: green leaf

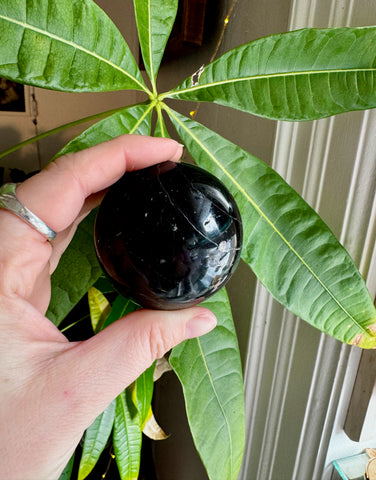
133;0;178;90
0;0;148;93
166;106;376;348
103;295;140;330
130;363;155;429
56;103;153;157
93;275;115;295
47;105;152;326
78;400;116;480
113;389;142;480
47;209;100;327
58;453;75;480
170;289;245;480
167;27;376;121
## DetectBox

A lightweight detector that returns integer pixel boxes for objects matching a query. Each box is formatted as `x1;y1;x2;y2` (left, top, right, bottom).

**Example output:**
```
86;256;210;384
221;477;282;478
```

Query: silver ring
0;183;56;241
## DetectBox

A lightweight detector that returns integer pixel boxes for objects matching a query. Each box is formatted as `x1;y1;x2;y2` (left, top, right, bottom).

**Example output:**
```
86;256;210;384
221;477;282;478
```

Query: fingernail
177;143;185;148
185;313;217;339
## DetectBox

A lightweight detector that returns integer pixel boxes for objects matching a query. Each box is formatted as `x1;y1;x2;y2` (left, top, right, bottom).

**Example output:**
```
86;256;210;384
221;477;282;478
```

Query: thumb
56;306;217;425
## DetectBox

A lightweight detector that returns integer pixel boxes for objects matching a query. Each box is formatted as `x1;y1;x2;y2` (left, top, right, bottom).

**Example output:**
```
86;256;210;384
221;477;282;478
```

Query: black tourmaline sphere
94;161;243;310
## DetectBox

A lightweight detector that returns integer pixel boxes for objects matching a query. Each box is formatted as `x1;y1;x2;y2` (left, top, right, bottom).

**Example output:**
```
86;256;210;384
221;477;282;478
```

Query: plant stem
59;315;90;333
0;105;138;160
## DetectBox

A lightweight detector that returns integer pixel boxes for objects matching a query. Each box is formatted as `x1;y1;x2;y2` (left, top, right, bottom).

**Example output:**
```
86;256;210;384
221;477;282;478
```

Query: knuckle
145;319;180;361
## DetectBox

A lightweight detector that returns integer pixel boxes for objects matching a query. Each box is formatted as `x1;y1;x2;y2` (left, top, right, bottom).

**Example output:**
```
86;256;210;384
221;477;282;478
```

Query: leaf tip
350;323;376;349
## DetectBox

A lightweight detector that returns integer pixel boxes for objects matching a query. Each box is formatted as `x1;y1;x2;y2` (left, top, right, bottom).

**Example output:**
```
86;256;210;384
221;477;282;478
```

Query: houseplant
0;1;376;479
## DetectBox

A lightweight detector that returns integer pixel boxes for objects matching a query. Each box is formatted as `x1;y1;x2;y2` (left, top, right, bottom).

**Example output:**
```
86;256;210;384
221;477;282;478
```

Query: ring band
0;183;57;241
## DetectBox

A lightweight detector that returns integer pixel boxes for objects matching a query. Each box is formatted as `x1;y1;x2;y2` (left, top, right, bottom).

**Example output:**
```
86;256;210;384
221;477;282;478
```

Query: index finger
15;135;183;233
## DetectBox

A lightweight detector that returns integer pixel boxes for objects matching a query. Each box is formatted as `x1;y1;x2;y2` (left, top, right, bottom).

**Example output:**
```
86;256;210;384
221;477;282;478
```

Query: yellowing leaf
88;286;111;333
153;356;172;381
130;364;155;429
142;408;168;441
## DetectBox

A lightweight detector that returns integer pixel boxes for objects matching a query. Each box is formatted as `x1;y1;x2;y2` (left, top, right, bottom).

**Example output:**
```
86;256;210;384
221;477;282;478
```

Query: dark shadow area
0;79;25;112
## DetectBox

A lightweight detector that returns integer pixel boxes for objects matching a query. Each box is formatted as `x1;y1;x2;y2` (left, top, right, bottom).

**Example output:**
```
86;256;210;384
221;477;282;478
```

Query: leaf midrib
147;0;156;90
196;337;234;478
117;393;139;478
129;102;154;134
165;67;376;98
0;13;150;94
165;105;369;336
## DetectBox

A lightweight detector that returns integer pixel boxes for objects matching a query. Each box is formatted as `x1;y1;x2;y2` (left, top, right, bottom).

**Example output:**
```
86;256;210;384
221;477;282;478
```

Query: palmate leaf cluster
1;1;376;479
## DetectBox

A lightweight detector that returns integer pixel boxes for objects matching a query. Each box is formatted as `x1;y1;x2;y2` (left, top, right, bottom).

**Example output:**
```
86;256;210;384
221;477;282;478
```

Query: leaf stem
0;105;141;160
155;103;167;137
60;315;90;333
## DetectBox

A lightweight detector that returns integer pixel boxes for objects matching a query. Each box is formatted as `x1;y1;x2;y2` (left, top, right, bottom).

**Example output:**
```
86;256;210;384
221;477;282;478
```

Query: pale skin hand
0;135;217;480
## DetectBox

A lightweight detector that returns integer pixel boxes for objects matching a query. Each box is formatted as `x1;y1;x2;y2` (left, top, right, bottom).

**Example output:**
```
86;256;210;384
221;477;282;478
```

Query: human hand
0;135;217;480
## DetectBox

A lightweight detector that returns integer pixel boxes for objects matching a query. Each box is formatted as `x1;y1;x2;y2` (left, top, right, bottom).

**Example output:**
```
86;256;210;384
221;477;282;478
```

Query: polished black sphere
94;161;243;310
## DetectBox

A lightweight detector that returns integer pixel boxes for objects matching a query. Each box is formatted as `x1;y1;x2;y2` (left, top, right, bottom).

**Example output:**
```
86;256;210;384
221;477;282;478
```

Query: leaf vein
196;336;234;477
0;12;149;93
166;67;376;98
165;105;368;335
